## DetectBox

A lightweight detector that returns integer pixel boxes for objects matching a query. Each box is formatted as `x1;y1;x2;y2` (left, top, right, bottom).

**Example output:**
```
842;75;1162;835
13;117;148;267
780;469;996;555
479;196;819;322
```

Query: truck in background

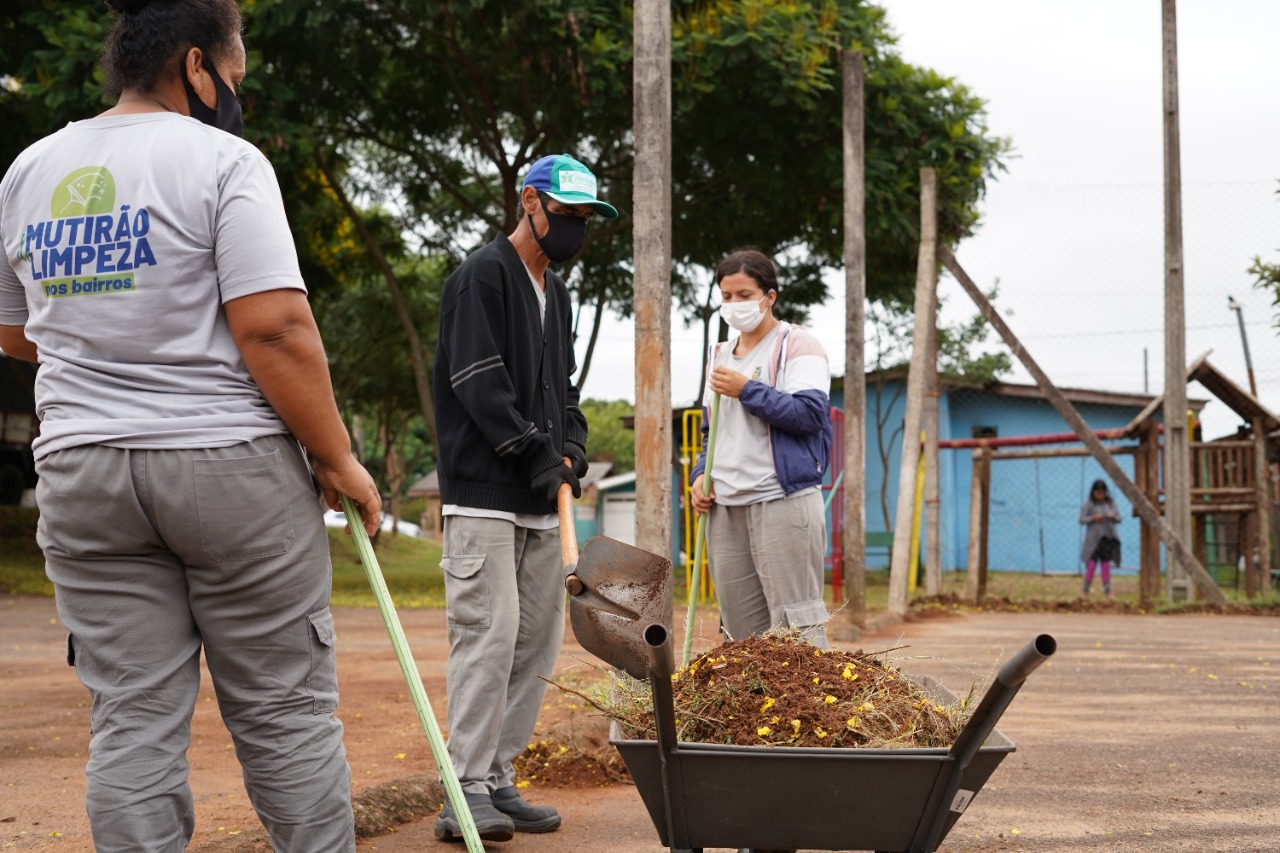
0;354;38;505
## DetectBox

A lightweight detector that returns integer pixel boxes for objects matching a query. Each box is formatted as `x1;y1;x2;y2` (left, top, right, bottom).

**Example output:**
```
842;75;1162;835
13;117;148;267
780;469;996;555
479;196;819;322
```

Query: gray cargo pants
706;489;830;648
36;434;354;852
440;515;564;795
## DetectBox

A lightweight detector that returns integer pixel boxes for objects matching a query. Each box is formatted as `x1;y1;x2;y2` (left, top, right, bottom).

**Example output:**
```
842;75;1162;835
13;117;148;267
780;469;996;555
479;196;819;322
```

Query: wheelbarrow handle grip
949;634;1056;764
915;634;1056;853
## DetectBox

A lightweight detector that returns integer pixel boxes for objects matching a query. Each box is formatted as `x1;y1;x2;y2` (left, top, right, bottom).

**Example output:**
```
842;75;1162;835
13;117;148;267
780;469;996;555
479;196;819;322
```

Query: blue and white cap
522;154;619;219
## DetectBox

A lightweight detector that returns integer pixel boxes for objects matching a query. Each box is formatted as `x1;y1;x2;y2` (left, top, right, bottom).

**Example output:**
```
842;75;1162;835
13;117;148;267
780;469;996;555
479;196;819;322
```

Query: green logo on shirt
50;167;116;218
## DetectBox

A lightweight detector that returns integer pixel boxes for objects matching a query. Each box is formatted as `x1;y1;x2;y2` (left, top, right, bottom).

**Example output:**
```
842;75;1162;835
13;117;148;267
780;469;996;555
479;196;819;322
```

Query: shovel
559;474;673;679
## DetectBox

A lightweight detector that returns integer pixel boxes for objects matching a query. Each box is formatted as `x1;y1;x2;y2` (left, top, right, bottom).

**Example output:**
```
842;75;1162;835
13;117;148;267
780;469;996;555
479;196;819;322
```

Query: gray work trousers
440;515;564;795
706;489;830;648
36;434;355;853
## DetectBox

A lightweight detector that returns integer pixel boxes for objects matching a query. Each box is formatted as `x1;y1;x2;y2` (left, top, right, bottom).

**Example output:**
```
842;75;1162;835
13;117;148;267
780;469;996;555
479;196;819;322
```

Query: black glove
531;463;581;503
562;441;589;478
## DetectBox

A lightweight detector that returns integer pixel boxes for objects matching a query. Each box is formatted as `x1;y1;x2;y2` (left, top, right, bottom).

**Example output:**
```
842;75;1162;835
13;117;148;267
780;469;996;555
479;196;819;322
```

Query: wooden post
888;169;938;616
840;50;867;635
1252;417;1272;598
924;285;941;596
632;0;672;557
1141;425;1162;604
978;445;991;597
965;447;984;600
1162;0;1193;602
942;247;1226;603
1147;420;1164;603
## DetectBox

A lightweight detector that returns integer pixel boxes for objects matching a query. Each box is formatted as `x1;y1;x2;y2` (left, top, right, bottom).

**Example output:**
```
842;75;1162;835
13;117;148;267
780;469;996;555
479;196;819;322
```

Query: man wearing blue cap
431;153;619;842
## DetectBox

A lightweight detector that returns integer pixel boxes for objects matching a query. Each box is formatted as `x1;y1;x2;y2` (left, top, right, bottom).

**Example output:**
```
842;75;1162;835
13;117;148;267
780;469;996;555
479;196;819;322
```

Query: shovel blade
569;536;673;679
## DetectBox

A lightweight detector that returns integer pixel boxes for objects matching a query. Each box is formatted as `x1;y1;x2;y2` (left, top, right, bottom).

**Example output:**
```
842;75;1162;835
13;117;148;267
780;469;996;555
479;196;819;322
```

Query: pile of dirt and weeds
914;592;1280;616
572;632;972;749
513;738;631;787
516;668;632;788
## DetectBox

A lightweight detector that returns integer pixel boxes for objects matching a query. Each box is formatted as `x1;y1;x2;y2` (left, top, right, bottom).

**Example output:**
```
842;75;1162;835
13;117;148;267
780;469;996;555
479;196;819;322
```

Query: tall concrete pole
632;0;673;557
1162;0;1193;601
887;168;937;616
840;50;867;635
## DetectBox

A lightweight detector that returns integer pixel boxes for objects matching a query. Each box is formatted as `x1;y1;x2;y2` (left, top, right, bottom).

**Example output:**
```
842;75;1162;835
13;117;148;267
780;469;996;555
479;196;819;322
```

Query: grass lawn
3;506;1275;610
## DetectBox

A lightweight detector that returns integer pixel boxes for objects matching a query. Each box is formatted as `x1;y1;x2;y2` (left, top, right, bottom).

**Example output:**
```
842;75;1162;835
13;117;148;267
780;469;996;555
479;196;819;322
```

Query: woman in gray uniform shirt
0;1;380;850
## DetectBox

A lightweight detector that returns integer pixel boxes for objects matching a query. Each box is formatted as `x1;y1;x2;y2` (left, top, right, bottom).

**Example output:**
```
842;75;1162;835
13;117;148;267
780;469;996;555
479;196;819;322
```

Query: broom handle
339;495;484;853
682;392;721;667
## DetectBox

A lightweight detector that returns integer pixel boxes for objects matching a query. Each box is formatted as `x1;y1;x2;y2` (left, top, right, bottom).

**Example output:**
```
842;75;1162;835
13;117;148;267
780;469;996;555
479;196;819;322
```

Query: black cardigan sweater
433;235;588;514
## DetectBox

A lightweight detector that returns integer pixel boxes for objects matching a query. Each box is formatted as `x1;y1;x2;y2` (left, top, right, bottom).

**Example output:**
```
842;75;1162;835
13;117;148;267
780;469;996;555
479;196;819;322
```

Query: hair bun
105;0;157;14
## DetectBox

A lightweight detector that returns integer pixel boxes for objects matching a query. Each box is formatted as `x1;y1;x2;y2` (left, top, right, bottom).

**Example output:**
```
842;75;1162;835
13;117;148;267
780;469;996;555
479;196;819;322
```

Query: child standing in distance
1079;479;1121;599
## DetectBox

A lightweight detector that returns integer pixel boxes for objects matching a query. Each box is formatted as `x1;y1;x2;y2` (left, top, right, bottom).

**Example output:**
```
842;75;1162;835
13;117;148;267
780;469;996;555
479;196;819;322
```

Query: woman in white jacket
689;249;834;647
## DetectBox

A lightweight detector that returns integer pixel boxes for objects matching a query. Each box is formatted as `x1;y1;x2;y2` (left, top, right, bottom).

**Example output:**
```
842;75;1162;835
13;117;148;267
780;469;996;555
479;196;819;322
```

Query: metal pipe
1228;296;1258;398
915;634;1057;852
939;428;1129;450
645;623;682;853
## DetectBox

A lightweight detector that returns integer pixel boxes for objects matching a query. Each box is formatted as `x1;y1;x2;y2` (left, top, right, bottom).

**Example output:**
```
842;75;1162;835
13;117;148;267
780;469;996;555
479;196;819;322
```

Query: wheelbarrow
610;624;1056;853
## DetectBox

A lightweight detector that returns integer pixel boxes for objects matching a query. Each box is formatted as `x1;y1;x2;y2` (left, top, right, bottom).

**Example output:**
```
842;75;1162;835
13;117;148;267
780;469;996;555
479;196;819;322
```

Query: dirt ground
2;594;1278;852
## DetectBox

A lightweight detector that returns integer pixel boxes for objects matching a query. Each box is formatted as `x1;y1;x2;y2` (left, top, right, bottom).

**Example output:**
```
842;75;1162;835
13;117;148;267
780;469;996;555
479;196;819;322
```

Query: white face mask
720;296;768;333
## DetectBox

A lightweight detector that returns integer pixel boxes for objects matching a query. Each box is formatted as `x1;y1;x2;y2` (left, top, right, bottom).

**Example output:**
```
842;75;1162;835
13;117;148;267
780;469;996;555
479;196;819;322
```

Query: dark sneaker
491;786;562;833
434;791;515;843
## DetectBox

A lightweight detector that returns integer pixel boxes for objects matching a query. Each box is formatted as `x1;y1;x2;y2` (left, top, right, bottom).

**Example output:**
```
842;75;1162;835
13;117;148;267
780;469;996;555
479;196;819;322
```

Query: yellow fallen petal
824;695;837;704
757;726;772;736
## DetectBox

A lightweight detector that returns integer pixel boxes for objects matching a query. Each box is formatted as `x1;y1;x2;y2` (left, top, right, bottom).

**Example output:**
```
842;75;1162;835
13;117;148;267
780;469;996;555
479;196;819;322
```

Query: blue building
844;375;1198;574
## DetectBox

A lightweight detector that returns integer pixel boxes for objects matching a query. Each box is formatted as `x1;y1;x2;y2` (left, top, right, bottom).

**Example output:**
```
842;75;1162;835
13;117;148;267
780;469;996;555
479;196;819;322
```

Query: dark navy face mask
183;54;244;137
531;192;588;263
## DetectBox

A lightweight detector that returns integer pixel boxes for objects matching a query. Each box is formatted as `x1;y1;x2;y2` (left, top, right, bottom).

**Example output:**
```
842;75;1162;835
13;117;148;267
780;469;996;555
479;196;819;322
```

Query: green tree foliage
580;398;636;473
238;0;1007;366
1250;184;1280;318
3;0;1009;495
310;208;445;519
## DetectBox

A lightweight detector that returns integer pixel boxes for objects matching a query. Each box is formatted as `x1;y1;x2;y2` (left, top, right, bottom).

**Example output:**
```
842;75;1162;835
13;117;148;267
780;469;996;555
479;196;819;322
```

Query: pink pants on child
1085;560;1111;588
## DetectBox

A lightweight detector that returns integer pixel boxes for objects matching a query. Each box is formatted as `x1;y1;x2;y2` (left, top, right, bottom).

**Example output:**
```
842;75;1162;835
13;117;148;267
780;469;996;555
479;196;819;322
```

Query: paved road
357;610;1280;853
4;596;1277;852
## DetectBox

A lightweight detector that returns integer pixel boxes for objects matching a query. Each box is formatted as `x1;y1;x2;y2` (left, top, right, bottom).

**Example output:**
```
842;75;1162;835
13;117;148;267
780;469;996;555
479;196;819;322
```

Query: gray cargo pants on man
440;515;564;795
36;434;355;853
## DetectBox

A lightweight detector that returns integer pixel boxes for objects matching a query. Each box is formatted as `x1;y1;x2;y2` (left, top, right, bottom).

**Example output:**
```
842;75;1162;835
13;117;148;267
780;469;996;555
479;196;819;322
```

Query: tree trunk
577;289;608;389
317;158;439;457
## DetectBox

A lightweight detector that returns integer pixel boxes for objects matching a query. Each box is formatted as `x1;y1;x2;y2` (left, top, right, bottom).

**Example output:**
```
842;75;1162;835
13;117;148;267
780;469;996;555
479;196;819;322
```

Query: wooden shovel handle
557;458;584;595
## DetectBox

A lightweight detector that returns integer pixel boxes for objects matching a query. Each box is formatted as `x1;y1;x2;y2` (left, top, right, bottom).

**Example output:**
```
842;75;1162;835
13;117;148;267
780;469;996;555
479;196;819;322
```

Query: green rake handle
339;495;483;853
682;391;720;668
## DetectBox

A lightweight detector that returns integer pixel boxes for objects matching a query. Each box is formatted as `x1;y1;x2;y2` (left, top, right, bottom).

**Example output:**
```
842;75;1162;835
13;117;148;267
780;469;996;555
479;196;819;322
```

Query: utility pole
633;0;672;558
840;49;867;636
887;168;937;616
1162;0;1193;601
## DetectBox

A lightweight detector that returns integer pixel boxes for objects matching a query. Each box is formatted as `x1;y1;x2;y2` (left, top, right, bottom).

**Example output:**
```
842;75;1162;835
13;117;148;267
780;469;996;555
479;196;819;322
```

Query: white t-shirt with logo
0;113;306;459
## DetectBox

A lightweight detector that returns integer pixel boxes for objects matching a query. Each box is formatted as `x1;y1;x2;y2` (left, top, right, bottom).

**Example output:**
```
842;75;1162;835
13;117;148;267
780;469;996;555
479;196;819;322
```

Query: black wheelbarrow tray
609;625;1056;853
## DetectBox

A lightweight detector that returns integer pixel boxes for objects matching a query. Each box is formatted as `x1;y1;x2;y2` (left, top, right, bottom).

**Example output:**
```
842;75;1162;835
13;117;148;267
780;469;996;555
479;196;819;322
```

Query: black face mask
531;193;588;263
183;54;244;137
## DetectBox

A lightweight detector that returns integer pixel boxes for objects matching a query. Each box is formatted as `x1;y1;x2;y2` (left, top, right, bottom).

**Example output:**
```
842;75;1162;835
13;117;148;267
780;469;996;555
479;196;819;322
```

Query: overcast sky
575;0;1280;440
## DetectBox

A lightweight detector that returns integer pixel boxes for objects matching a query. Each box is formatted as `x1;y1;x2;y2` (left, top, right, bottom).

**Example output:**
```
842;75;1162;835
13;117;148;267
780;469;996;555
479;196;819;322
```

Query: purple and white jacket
689;321;833;496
